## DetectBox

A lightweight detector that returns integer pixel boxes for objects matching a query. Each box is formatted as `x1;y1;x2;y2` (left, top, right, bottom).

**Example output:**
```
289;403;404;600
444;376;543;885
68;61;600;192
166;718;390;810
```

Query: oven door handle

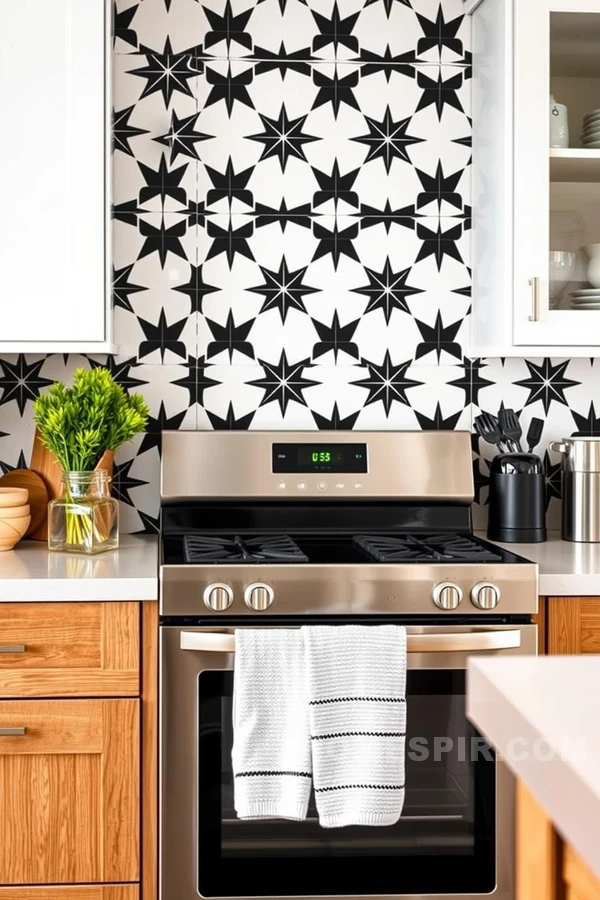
179;630;522;654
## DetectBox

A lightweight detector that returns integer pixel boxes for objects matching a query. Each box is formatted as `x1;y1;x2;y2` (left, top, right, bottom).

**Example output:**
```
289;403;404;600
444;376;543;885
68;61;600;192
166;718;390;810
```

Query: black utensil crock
487;453;547;543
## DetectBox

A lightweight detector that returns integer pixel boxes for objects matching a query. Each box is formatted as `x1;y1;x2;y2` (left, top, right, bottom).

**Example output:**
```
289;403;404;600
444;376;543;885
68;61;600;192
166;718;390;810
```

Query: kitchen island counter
468;655;600;882
0;535;158;601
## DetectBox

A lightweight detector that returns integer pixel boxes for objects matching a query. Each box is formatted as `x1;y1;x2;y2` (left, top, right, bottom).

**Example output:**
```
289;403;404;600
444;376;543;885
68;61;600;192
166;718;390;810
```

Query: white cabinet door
0;0;110;350
513;0;600;347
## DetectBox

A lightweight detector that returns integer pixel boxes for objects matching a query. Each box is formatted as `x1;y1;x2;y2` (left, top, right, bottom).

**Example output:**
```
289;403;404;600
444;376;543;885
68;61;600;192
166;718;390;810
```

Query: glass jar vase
48;471;119;554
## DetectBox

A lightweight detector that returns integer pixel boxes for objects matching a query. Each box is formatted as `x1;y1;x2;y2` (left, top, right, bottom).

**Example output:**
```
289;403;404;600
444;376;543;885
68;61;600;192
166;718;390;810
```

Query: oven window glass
198;670;495;897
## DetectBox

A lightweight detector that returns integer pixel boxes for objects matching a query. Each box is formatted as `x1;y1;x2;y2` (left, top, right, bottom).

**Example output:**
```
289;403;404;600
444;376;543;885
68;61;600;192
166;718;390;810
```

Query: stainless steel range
159;430;538;900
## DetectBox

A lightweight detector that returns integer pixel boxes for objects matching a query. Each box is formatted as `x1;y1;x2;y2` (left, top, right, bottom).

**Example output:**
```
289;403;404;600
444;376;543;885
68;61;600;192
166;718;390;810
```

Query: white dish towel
232;629;311;821
303;625;407;828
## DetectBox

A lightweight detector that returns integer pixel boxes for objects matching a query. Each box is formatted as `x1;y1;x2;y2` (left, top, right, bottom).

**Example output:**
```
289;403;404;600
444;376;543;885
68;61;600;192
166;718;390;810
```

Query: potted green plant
33;367;149;554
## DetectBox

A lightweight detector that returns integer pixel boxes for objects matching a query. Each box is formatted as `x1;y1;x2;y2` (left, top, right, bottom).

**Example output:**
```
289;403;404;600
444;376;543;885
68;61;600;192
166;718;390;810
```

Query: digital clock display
272;443;368;473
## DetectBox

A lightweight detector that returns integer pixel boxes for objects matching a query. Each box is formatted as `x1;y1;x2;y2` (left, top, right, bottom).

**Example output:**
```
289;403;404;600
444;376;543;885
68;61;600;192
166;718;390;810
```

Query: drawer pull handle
0;727;26;736
0;645;26;654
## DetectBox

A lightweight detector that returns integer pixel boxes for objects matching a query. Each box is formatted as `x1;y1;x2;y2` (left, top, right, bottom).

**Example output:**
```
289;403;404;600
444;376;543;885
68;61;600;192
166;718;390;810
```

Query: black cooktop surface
175;531;505;565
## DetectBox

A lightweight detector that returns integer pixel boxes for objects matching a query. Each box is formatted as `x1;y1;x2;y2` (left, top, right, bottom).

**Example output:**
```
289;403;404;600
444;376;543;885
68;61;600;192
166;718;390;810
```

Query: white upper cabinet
470;0;600;355
0;0;111;351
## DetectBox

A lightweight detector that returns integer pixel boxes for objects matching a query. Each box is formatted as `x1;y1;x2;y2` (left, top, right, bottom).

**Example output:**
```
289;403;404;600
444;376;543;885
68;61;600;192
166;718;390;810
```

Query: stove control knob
203;583;234;612
432;582;463;610
471;582;501;610
244;583;275;612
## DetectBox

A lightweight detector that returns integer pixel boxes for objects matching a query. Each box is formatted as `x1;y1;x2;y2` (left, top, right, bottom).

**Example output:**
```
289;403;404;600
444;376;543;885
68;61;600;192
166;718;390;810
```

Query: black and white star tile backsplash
0;0;594;532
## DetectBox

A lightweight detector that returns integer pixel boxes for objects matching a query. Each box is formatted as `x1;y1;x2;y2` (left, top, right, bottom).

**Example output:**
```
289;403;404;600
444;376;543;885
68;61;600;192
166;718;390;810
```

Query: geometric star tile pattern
0;0;590;531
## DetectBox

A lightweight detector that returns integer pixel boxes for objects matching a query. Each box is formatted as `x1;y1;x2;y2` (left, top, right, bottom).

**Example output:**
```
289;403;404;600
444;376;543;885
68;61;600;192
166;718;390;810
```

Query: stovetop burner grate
181;531;503;564
354;533;502;563
184;534;309;565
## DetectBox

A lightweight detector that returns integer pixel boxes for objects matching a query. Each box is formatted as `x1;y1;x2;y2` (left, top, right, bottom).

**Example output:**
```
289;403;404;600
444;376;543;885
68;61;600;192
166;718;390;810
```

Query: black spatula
498;407;523;452
526;418;544;453
474;413;509;453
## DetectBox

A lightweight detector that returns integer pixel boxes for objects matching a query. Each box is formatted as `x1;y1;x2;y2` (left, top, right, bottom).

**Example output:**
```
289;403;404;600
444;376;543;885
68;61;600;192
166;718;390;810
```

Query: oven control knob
203;583;234;612
432;582;463;610
471;582;501;610
244;583;275;612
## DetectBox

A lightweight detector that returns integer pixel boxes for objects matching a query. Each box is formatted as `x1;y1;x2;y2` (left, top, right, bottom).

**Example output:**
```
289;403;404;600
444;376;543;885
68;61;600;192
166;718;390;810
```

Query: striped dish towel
303;625;407;828
232;629;311;821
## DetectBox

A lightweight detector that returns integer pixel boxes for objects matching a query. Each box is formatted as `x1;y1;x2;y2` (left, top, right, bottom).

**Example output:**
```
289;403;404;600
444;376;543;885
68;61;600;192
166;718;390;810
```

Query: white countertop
0;535;158;601
481;530;600;596
0;529;598;602
468;656;600;880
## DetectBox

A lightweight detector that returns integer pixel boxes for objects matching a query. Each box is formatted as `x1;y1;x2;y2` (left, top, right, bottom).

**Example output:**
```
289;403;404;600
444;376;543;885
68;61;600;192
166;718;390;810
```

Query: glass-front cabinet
470;0;600;355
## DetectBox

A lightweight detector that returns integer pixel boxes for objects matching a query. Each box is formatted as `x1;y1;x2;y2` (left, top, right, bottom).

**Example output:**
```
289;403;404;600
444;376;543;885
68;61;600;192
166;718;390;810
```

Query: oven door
160;623;536;900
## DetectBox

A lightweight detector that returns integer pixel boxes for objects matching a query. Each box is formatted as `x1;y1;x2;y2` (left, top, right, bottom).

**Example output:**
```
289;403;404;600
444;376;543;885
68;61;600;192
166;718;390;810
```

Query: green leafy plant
33;367;149;472
34;369;149;551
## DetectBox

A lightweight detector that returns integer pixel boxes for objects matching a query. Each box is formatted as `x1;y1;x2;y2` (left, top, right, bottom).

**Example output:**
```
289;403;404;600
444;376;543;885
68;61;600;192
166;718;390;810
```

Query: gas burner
354;533;502;564
184;534;308;565
423;534;503;561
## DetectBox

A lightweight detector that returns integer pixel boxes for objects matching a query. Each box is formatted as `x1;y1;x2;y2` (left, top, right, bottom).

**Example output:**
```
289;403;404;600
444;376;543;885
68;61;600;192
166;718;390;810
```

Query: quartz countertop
480;530;600;596
468;656;600;881
0;535;158;601
2;529;599;602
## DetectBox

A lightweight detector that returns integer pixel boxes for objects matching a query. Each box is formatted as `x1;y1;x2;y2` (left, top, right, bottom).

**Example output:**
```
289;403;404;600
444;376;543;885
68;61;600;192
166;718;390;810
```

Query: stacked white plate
568;288;600;309
581;109;600;148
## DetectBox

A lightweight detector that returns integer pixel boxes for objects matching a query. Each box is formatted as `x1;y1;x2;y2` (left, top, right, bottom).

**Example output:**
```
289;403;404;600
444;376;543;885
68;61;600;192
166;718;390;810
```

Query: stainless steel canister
549;438;600;542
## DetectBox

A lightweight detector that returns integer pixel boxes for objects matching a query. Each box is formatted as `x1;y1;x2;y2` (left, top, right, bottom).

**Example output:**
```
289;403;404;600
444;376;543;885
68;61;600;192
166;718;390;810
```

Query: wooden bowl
0;488;28;508
0;515;31;551
0;505;30;519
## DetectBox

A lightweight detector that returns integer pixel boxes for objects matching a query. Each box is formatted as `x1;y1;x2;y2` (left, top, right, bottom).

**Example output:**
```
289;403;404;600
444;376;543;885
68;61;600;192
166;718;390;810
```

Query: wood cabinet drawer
0;889;138;900
0;699;139;884
0;603;138;697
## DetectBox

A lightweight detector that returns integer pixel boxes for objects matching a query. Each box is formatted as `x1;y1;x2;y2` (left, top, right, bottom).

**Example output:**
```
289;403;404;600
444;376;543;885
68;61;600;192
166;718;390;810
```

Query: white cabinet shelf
550;149;600;181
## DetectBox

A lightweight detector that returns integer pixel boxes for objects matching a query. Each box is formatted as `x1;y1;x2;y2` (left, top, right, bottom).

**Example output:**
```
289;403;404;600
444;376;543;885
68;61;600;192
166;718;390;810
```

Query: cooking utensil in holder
487;453;547;544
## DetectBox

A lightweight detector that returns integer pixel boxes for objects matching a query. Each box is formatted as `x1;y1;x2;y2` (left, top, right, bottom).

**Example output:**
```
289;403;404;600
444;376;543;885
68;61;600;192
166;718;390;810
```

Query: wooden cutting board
0;470;48;537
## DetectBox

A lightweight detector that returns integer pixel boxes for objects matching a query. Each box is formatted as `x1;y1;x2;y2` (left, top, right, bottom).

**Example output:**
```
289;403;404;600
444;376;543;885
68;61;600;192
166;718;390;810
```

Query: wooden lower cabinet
517;782;600;900
0;890;138;900
547;597;600;654
564;846;600;900
0;699;139;885
0;603;139;698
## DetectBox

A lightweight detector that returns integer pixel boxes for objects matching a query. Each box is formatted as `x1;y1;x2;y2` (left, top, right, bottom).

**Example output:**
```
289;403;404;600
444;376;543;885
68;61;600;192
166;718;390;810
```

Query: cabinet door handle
0;727;26;736
528;277;541;321
0;645;25;654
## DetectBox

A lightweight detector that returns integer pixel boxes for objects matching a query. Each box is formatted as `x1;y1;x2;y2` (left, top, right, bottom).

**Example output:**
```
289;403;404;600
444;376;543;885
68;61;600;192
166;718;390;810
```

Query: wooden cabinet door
0;700;139;885
0;889;138;900
564;846;600;900
548;598;600;654
0;603;139;697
